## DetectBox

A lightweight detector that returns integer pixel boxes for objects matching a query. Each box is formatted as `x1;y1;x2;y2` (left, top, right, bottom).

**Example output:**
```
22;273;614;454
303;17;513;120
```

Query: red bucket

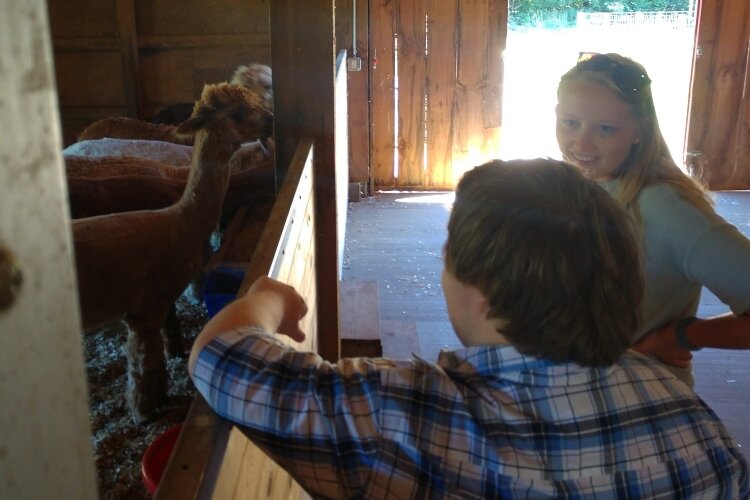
141;423;183;496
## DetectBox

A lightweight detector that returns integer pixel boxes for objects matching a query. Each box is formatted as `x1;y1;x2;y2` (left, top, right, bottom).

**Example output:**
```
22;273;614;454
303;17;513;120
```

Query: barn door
684;0;750;190
369;0;506;190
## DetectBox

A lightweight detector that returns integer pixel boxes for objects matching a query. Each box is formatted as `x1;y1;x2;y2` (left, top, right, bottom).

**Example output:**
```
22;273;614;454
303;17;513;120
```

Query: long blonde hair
558;53;713;217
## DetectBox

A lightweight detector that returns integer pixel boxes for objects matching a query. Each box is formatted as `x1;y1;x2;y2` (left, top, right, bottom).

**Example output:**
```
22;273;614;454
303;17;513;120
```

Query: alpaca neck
177;129;236;231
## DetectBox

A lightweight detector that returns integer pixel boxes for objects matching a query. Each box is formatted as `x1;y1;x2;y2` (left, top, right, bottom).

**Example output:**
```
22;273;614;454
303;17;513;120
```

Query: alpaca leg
125;320;167;423
163;302;184;358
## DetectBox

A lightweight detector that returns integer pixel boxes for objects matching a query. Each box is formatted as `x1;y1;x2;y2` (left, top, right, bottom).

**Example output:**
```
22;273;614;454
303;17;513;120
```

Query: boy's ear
476;294;491;320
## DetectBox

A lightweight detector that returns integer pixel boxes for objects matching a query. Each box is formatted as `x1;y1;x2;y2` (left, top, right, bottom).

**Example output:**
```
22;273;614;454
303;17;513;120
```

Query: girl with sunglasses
555;52;750;385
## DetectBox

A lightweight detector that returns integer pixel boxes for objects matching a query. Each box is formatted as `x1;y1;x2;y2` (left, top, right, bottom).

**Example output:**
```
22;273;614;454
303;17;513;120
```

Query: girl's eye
596;124;618;135
559;118;578;129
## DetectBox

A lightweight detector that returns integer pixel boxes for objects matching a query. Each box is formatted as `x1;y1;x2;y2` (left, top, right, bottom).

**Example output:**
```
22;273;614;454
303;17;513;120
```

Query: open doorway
499;8;696;165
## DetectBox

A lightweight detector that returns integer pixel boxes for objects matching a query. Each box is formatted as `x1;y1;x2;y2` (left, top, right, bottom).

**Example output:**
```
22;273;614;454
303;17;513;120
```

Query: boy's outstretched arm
188;275;308;375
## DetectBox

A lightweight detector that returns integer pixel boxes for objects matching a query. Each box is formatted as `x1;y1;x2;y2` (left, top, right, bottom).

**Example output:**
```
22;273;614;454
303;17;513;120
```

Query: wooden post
0;1;98;498
271;0;339;361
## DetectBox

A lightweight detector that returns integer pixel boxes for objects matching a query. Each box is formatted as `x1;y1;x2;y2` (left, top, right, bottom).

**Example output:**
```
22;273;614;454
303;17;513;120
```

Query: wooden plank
271;0;339;363
370;0;397;187
48;0;119;39
0;2;99;498
395;0;427;188
686;0;750;189
453;0;497;180
483;0;506;155
136;0;270;38
53;52;125;107
381;319;421;359
116;0;141;117
335;51;351;278
137;33;270;50
154;396;232;500
340;280;383;357
338;0;371;185
52;37;120;52
425;0;458;189
240;139;314;293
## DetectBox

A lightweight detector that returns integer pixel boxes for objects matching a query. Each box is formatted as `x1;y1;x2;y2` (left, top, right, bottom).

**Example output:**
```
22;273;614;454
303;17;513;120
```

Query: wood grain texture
370;0;397;187
425;0;458;189
396;0;427;187
686;0;750;189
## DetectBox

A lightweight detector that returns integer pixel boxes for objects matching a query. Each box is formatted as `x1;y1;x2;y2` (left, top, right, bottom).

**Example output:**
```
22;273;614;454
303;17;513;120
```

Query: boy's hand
245;276;308;342
189;275;308;374
631;323;692;368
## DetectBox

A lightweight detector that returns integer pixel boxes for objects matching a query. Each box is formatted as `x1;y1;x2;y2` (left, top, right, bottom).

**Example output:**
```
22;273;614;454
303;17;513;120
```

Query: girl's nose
572;128;595;149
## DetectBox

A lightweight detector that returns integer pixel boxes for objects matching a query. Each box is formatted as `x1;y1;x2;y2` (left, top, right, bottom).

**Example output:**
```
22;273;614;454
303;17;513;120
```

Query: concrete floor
342;190;750;463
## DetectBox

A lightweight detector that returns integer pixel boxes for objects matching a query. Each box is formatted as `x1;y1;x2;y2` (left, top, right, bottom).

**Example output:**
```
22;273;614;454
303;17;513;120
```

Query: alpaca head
230;63;273;96
175;83;274;143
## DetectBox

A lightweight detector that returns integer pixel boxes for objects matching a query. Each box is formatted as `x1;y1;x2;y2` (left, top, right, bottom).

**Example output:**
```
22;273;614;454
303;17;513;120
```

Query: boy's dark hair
444;158;643;366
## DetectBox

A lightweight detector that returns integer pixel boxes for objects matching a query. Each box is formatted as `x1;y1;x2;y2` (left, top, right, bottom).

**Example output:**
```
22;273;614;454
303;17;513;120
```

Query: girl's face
556;78;641;181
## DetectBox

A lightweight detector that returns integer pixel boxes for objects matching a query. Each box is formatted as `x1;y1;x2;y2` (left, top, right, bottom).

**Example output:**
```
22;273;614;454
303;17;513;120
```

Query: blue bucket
201;266;246;317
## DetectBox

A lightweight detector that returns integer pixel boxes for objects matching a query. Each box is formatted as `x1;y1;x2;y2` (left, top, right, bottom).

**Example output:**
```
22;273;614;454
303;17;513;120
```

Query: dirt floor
83;291;206;500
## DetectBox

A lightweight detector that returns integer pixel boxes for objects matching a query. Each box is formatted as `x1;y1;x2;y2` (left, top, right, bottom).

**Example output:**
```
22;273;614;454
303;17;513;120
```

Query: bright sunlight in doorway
499;10;696;166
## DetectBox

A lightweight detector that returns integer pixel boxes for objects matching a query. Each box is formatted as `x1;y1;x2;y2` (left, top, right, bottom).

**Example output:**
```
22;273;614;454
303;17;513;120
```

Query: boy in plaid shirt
191;158;748;499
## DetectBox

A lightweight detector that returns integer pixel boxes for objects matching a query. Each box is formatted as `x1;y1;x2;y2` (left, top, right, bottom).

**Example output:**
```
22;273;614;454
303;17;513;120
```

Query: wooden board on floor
380;319;421;359
339;280;382;357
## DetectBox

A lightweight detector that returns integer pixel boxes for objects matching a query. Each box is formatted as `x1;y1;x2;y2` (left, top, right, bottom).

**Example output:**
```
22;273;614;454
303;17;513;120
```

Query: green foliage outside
509;0;692;29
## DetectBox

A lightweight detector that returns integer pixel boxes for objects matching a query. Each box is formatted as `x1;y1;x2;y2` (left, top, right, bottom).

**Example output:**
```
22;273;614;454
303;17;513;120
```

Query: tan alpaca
78;116;195;146
65;140;274;219
73;83;273;422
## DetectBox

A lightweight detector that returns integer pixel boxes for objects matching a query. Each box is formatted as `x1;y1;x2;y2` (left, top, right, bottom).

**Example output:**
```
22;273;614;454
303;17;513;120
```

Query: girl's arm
632;313;750;368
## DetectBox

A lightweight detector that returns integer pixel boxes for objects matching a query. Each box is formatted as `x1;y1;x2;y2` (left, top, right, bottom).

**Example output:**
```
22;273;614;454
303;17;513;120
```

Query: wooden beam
271;0;339;362
116;0;141;117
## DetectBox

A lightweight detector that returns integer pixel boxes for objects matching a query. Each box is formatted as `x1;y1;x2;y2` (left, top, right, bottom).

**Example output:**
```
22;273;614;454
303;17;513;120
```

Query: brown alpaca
73;83;273;422
78;116;195;146
65;140;274;219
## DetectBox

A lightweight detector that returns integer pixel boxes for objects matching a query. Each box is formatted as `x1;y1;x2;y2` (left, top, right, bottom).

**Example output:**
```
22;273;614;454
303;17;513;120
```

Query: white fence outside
577;11;695;30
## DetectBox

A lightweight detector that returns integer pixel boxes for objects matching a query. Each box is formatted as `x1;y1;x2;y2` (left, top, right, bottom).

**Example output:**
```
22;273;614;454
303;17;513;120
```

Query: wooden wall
369;0;506;190
685;0;750;189
48;0;271;146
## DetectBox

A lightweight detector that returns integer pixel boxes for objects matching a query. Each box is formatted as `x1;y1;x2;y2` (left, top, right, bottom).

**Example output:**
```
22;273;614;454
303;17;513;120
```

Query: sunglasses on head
576;52;652;96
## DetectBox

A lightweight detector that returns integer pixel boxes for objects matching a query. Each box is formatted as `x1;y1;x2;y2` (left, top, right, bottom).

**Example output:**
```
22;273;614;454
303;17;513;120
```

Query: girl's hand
632;323;693;368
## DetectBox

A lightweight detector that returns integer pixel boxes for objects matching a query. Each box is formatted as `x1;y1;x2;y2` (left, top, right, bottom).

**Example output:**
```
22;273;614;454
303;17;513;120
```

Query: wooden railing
155;138;316;500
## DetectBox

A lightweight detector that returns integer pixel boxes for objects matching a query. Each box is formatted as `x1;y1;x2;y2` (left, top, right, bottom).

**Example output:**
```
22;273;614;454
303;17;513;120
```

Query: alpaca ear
174;115;208;138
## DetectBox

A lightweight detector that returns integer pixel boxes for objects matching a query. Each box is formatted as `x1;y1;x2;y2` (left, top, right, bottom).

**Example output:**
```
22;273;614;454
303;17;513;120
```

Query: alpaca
230;63;273;109
78;116;195;146
65;140;274;219
65;155;190;180
64;138;194;166
73;82;273;422
76;62;273;149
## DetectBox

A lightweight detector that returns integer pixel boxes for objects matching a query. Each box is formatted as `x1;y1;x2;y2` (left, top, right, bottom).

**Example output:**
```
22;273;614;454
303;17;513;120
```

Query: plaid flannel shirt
192;326;749;499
